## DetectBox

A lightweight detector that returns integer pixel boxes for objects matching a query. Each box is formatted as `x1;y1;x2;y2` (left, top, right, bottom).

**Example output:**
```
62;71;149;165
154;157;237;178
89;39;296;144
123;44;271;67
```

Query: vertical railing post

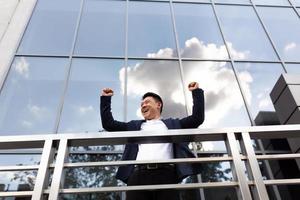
49;139;68;200
32;139;55;200
241;132;270;200
227;132;252;200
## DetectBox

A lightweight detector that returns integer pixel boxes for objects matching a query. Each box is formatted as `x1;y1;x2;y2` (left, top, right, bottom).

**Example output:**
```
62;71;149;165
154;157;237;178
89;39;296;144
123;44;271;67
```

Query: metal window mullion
124;0;129;122
53;0;85;134
170;3;205;199
211;0;256;126
227;132;252;200
32;139;55;200
170;0;189;116
242;132;269;200
287;0;300;18
250;0;288;73
49;139;68;200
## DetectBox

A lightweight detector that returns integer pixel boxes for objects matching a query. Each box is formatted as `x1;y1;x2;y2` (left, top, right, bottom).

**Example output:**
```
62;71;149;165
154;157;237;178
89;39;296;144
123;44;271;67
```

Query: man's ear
157;102;162;110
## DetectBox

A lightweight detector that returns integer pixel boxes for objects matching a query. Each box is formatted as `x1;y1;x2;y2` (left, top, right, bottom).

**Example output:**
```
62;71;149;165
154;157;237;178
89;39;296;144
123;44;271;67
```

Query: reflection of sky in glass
182;61;250;129
252;0;289;5
0;154;40;166
215;5;278;61
174;3;229;59
292;0;300;5
58;59;125;133
235;63;285;120
125;60;186;121
17;0;80;55
286;64;300;74
0;57;68;135
257;7;300;62
74;0;125;56
128;1;177;58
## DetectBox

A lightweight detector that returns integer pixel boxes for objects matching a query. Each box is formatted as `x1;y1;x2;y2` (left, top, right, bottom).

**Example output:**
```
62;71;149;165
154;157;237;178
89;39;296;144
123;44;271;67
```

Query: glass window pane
0;57;68;135
252;0;289;6
0;171;37;191
174;3;229;59
214;0;250;4
292;0;300;6
257;7;300;62
17;0;81;55
128;1;177;58
215;5;278;61
0;153;41;166
182;61;250;128
286;64;300;74
126;60;186;120
58;59;125;133
235;63;285;120
74;0;125;57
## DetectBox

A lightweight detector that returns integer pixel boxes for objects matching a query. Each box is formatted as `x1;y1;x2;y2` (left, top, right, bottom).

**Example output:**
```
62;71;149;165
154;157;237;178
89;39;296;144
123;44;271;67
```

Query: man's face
140;96;161;120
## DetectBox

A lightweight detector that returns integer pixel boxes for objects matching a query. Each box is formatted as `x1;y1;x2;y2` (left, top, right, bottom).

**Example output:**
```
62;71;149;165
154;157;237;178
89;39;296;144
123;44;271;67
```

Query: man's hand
102;88;114;96
188;82;199;91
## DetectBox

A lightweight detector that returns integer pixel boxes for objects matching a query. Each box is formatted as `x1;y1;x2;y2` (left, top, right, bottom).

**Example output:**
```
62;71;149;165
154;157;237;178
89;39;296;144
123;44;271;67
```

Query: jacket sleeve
100;95;128;131
179;88;205;129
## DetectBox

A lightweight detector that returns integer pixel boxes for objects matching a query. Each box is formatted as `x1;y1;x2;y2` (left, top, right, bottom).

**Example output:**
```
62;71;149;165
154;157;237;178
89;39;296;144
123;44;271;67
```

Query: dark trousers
126;166;180;200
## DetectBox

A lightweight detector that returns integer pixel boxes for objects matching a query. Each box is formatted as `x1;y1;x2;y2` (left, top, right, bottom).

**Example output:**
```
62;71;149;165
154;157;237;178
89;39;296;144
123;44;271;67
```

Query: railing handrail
0;124;299;148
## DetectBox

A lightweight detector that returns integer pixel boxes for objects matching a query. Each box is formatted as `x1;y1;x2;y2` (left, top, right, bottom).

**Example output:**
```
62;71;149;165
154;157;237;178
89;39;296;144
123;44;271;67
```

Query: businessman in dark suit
100;82;204;200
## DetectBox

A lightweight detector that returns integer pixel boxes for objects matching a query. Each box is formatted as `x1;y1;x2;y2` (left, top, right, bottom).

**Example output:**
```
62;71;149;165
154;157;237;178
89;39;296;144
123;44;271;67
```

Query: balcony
0;124;300;200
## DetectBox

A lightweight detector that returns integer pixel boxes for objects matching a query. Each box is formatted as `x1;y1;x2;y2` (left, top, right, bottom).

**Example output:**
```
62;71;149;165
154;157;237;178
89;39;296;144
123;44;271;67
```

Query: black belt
134;163;175;170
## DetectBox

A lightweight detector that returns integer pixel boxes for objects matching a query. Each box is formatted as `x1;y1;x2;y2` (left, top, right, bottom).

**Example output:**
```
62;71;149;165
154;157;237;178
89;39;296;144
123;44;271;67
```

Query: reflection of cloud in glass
120;38;252;127
78;105;94;115
15;57;29;78
27;104;49;120
21;104;50;128
284;42;296;52
21;120;33;128
258;97;271;109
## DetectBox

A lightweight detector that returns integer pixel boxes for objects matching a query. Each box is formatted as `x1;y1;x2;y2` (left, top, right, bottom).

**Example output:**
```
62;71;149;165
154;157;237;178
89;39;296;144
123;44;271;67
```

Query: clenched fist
188;82;199;91
102;88;114;96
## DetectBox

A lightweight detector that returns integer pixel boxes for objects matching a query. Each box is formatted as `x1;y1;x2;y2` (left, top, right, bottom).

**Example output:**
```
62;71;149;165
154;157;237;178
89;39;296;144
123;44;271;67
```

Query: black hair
142;92;163;113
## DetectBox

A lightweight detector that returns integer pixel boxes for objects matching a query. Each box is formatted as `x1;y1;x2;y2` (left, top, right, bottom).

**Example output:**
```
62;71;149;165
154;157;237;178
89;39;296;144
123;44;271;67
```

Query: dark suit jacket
100;88;204;183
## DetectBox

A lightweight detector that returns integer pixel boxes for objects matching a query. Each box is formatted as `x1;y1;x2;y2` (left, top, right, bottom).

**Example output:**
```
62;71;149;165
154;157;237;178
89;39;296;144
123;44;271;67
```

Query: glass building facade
0;0;300;199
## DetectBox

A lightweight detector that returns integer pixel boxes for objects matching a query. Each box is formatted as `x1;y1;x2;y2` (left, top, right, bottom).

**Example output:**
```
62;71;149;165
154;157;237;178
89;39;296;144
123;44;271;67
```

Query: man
100;82;204;200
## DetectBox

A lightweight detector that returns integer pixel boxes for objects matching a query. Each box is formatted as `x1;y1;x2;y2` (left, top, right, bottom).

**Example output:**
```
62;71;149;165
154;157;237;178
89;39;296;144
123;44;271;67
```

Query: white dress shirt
136;119;174;161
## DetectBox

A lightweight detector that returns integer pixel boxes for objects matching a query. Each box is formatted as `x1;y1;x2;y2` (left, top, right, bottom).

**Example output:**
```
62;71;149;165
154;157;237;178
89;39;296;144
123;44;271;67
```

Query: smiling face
140;96;162;120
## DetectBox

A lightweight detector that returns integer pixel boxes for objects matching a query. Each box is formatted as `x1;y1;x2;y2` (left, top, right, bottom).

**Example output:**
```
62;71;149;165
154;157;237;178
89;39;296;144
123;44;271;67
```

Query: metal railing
0;124;300;200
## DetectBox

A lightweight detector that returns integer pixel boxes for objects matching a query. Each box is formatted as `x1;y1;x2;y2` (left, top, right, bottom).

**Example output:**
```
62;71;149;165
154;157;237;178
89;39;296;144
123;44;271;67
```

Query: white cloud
15;57;29;78
119;37;253;127
21;120;33;128
284;42;296;52
78;105;94;115
27;104;49;120
258;97;271;109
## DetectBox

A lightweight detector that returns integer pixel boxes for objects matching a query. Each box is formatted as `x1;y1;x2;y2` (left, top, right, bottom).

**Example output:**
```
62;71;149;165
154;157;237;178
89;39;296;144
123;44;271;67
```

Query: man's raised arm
100;88;127;131
180;82;205;129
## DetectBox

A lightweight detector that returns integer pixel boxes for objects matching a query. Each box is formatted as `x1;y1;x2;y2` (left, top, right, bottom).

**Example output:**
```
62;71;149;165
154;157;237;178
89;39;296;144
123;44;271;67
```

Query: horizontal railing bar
0;191;32;197
264;178;300;185
256;153;300;160
0;165;39;171
44;182;239;194
0;125;299;149
0;149;291;155
59;157;234;168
